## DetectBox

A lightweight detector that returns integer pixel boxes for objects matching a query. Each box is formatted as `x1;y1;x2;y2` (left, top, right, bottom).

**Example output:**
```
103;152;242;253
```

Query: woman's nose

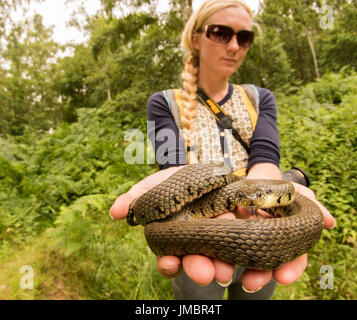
226;35;240;52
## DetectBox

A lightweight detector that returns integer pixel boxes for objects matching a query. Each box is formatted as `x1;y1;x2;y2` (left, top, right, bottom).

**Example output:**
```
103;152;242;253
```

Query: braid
180;52;199;163
179;0;253;163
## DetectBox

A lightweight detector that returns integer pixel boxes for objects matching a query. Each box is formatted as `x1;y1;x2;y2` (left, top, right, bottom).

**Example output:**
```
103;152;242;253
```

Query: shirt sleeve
147;91;187;170
147;88;280;172
247;87;280;171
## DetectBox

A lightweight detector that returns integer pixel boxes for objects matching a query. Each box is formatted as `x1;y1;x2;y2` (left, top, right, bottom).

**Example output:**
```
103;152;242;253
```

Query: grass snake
127;163;324;270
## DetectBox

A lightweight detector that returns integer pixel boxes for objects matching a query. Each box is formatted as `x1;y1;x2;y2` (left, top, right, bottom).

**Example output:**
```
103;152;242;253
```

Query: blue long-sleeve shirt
147;84;280;172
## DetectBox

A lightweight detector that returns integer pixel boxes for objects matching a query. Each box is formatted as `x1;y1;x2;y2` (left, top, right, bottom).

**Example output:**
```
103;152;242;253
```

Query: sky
12;0;261;45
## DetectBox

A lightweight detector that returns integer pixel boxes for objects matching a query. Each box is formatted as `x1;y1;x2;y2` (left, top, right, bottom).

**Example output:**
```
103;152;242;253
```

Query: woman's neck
198;73;230;102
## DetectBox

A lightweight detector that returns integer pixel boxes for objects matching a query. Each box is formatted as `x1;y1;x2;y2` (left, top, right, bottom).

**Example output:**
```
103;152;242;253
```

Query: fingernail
162;266;179;276
109;206;116;220
198;282;211;287
216;277;233;288
242;285;263;293
330;219;337;229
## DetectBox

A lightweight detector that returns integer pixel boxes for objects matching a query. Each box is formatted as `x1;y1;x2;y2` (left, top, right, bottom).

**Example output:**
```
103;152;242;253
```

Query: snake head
236;186;267;208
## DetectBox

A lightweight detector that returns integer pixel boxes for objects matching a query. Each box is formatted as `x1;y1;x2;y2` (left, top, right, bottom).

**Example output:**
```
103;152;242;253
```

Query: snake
127;163;324;270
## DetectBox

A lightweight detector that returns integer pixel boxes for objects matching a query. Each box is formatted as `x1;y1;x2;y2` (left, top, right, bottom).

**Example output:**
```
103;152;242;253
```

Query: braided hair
179;0;252;163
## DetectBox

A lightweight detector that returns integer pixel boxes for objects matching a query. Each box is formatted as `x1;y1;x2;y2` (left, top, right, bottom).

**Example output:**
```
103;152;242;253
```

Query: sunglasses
205;24;254;48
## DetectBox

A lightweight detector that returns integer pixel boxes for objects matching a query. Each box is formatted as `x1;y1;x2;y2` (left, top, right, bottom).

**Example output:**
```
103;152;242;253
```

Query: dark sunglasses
205;24;254;48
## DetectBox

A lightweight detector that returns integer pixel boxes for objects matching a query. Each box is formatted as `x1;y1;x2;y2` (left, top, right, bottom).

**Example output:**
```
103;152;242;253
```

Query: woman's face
193;6;252;80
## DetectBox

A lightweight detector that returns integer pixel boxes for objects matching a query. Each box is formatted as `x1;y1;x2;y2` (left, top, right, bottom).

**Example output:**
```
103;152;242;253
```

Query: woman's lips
222;58;237;64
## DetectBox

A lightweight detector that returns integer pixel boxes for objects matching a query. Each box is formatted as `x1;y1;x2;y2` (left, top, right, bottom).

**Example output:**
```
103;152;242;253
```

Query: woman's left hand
237;182;335;292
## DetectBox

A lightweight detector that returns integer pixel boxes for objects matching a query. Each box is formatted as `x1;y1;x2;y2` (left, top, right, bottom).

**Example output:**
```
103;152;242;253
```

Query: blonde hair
180;0;253;162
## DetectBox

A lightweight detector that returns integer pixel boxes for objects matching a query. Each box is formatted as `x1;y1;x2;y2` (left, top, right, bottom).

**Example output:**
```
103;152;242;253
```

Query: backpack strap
163;85;260;168
163;89;198;163
235;84;259;130
163;89;183;130
164;85;259;131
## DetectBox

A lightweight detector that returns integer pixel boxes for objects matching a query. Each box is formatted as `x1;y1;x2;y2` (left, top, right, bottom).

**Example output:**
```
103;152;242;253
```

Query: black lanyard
197;88;251;155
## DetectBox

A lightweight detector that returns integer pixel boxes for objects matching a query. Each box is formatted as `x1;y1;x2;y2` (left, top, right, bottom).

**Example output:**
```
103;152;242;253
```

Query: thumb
110;192;135;220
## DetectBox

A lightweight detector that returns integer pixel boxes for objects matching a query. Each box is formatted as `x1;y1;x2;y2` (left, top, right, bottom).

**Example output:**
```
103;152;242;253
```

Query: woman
110;0;335;299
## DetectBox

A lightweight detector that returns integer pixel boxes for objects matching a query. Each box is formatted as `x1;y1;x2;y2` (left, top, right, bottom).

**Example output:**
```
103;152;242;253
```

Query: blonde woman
110;0;335;299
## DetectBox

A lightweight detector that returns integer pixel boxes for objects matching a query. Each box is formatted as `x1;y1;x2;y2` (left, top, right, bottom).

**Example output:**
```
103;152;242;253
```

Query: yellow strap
233;167;247;177
235;85;258;131
173;89;184;128
199;96;222;119
173;89;197;164
172;87;257;166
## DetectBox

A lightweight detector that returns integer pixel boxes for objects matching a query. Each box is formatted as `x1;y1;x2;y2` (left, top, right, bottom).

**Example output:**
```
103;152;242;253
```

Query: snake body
128;163;324;270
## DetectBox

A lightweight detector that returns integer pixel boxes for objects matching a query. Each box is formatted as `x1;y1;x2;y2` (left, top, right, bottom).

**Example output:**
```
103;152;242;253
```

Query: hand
234;182;336;293
109;165;237;287
110;167;336;292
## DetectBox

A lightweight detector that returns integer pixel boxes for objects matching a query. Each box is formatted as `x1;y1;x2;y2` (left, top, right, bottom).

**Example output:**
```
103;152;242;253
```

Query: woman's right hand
109;166;236;288
109;166;335;292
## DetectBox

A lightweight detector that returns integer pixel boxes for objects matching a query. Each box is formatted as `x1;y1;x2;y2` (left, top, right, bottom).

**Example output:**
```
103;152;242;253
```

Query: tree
53;44;98;122
0;14;62;136
234;20;295;91
318;2;357;72
258;0;356;84
96;0;193;21
259;0;325;82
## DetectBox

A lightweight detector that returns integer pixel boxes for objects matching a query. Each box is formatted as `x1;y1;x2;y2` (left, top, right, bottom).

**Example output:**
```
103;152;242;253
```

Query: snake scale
127;163;324;270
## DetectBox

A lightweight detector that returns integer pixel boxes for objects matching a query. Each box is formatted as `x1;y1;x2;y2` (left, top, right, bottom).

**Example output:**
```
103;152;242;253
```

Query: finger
235;207;272;220
273;254;307;285
110;166;184;220
292;183;336;229
292;182;316;198
110;178;156;220
109;192;135;220
182;255;215;286
240;269;273;293
216;212;236;220
236;206;251;219
315;200;336;229
213;259;235;287
157;256;182;279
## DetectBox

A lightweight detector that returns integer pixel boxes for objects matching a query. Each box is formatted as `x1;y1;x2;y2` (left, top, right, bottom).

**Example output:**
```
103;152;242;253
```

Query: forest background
0;0;356;300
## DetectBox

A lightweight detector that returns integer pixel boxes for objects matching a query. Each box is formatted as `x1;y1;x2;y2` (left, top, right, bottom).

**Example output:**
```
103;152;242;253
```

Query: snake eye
257;191;265;200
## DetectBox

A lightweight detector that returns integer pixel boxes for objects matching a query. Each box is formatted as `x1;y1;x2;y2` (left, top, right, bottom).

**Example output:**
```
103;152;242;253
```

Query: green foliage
0;0;35;38
235;23;295;91
0;91;168;298
258;0;357;84
53;44;98;122
88;11;183;106
53;10;183;123
319;3;357;72
273;70;357;299
0;0;356;300
2;1;356;136
0;99;153;246
0;14;62;136
46;194;172;299
0;70;356;300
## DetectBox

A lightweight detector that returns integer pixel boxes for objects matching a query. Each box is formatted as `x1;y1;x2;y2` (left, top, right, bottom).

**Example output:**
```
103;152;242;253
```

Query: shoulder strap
164;86;260;131
197;87;251;155
163;89;198;164
235;84;259;131
163;89;183;130
163;86;260;166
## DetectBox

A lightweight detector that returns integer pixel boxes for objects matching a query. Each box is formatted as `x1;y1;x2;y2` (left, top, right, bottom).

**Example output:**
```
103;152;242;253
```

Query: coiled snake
127;163;324;270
